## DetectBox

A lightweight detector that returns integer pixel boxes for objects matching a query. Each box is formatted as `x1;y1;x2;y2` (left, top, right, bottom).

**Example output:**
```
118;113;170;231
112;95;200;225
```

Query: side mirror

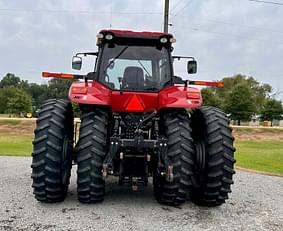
187;60;197;74
72;56;82;70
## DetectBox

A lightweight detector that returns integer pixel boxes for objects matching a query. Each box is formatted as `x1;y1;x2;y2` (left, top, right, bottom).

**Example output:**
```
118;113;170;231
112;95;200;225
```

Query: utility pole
163;0;170;33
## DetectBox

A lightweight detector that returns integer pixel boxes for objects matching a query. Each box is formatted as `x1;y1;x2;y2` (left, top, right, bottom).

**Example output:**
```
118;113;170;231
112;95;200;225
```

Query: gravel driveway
0;156;282;231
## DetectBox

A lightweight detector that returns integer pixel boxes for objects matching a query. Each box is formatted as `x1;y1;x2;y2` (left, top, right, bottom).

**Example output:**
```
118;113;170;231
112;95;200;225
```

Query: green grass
235;140;283;175
0;133;282;176
0;135;32;156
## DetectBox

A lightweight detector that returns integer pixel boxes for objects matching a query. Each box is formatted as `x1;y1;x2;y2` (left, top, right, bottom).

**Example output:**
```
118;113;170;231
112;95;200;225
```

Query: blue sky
0;0;283;99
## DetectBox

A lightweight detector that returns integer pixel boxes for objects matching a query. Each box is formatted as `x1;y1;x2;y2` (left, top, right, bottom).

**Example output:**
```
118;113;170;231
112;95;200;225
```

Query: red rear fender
158;85;202;110
69;81;111;106
69;81;202;111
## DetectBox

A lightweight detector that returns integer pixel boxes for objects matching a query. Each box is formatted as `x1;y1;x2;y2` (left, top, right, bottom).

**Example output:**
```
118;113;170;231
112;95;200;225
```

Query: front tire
31;99;74;202
76;107;109;203
190;106;236;206
153;110;195;206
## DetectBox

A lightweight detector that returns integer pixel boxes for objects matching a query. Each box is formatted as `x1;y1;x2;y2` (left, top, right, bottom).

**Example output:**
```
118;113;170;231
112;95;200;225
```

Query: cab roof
100;29;172;38
97;29;175;47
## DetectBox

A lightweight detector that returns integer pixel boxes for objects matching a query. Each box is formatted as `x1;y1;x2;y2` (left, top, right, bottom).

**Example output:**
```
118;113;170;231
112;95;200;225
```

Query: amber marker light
189;81;224;87
42;72;74;79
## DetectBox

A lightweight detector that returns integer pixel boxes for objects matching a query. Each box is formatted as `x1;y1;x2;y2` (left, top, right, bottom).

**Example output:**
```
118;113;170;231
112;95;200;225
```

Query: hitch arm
102;138;121;179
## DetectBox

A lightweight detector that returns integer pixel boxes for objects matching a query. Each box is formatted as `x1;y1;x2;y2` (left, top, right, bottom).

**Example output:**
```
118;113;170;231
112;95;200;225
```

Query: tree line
0;73;282;124
0;73;73;116
201;74;283;125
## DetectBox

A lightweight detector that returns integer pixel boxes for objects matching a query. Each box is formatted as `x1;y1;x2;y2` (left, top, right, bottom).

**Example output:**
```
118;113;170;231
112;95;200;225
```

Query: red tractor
31;29;235;206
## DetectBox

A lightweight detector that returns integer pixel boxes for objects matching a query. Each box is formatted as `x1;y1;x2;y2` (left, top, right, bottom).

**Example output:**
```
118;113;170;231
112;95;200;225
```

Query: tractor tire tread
76;108;109;203
31;99;73;203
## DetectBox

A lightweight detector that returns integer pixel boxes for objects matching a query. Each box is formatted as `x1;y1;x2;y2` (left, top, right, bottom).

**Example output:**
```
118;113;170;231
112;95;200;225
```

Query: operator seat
122;66;144;90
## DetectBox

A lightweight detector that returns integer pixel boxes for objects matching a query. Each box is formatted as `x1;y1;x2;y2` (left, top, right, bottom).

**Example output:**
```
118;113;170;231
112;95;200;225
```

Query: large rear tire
190;106;236;206
76;107;109;203
153;110;195;206
31;99;74;202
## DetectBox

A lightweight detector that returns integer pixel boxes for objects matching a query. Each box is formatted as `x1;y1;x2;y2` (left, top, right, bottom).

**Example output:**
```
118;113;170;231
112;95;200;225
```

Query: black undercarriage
102;112;172;190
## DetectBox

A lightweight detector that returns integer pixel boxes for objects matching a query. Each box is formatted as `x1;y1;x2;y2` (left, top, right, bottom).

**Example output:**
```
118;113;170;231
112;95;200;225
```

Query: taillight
187;91;201;99
71;87;87;94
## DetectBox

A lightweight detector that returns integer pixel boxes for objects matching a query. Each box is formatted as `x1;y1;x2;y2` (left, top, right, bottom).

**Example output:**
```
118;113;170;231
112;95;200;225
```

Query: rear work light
160;37;168;43
160;37;176;44
105;34;114;40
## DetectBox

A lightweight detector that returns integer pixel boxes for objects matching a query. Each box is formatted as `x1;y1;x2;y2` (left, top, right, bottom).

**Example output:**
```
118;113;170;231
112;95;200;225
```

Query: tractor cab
72;30;197;92
96;30;173;92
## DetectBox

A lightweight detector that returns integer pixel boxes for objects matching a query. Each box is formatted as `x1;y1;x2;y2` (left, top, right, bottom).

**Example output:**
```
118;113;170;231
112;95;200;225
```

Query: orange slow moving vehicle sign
125;95;145;112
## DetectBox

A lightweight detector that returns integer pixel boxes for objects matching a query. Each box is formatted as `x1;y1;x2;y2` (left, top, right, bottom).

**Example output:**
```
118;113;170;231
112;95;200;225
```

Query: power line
173;0;194;16
172;24;283;45
0;8;163;15
173;16;283;36
170;0;186;13
249;0;283;6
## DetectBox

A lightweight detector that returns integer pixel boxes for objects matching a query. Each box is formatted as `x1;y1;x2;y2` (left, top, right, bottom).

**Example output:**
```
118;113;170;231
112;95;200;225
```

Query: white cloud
0;0;282;99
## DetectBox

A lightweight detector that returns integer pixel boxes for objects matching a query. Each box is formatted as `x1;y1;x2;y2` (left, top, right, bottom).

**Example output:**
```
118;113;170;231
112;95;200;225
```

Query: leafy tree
27;78;73;109
0;73;73;114
201;88;222;108
261;98;283;126
224;84;257;125
45;78;73;99
223;75;271;112
202;74;272;113
0;87;32;116
0;87;15;113
245;76;272;112
0;73;21;88
0;73;30;91
20;79;30;91
28;83;49;108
